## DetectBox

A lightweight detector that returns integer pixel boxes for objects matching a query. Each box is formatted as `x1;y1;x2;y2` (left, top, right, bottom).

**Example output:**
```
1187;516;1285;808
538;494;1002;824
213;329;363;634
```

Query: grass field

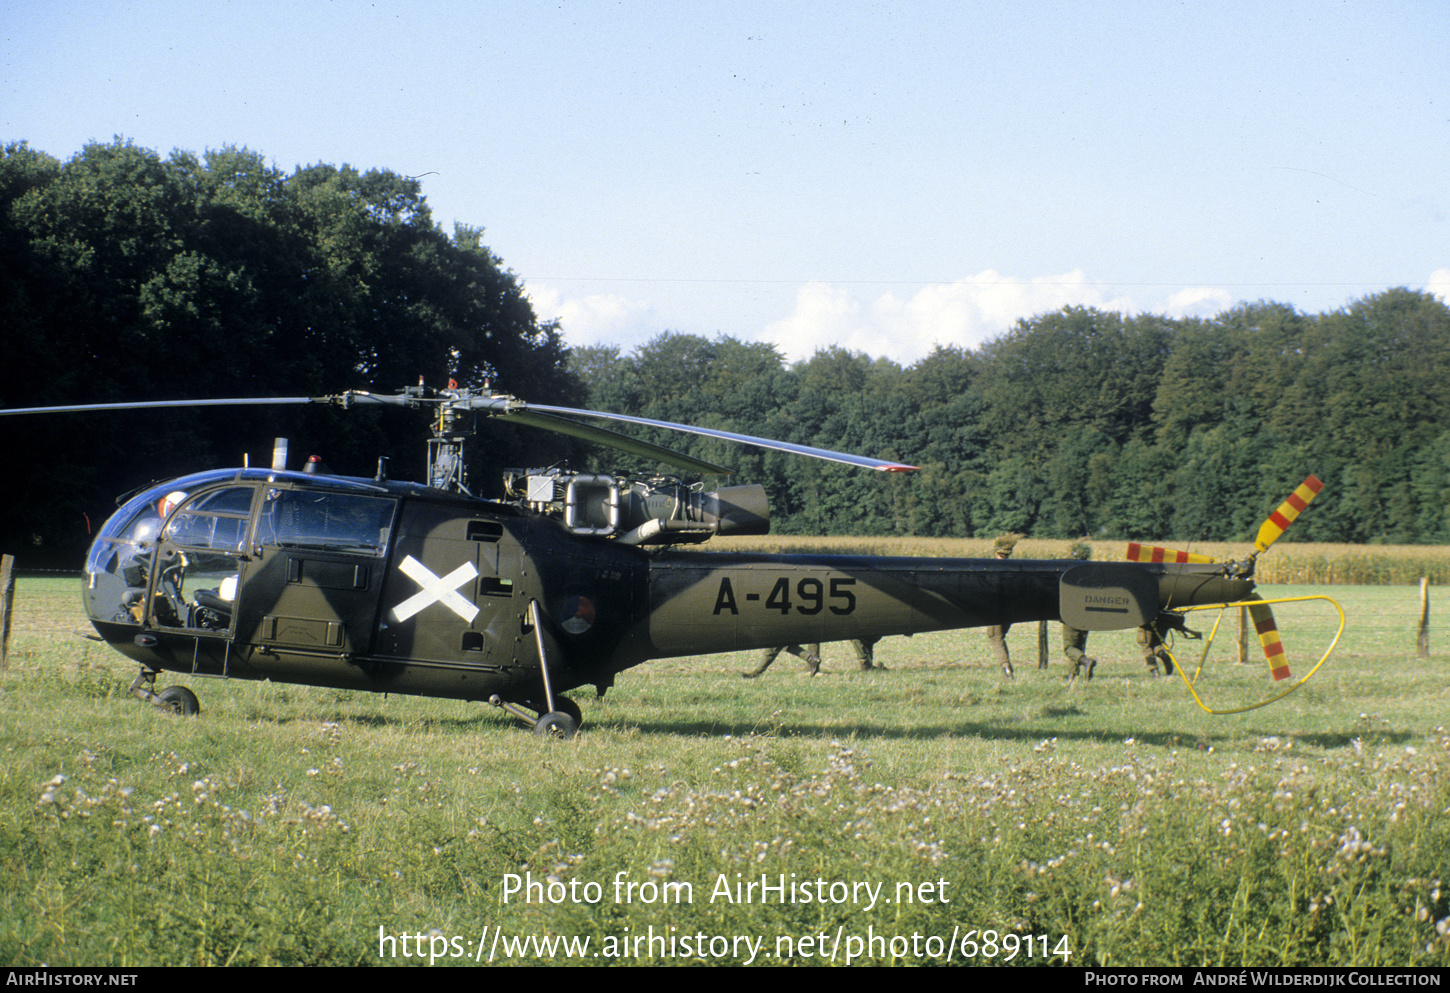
3;572;1449;967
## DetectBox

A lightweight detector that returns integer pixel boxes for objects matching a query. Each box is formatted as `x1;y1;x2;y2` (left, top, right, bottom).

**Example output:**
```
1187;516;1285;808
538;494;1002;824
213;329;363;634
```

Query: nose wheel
129;669;201;716
531;711;579;738
487;598;584;737
488;693;582;737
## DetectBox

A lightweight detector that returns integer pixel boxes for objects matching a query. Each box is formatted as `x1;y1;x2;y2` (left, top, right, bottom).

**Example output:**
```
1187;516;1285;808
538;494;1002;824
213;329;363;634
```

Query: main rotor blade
2;390;915;475
501;409;733;475
0;397;317;415
1254;475;1324;554
514;402;919;473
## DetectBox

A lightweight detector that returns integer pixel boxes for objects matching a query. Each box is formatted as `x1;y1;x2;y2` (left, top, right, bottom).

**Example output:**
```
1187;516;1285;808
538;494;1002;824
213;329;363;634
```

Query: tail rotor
1241;475;1323;682
1126;475;1324;688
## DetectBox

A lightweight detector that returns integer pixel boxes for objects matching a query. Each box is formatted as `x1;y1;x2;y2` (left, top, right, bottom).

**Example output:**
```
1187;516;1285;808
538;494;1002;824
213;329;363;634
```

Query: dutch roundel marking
390;555;480;623
560;596;596;634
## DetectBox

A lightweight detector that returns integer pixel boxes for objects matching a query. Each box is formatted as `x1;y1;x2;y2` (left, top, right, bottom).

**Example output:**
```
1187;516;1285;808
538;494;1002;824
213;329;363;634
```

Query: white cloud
764;269;1145;364
1429;269;1450;304
1163;285;1235;319
758;281;871;357
536;270;1248;368
525;282;664;354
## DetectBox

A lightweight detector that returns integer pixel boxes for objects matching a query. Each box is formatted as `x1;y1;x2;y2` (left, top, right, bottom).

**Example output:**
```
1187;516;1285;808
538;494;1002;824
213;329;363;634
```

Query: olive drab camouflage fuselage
86;467;1255;715
9;385;1324;731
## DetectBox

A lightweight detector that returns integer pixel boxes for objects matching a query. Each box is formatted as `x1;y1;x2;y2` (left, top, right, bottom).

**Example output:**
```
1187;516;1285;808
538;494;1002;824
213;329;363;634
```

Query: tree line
5;139;1447;563
570;288;1450;546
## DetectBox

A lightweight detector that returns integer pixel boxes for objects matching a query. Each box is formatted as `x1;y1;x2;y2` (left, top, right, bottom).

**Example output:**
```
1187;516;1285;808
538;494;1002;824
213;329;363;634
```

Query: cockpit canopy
84;469;400;631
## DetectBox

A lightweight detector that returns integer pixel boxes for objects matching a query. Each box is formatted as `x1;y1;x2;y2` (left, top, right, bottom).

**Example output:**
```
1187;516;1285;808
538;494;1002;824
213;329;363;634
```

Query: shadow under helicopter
204;692;1387;750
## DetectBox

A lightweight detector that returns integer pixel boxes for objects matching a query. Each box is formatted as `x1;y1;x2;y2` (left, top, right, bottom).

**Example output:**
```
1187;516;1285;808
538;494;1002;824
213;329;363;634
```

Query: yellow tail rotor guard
1163;595;1345;715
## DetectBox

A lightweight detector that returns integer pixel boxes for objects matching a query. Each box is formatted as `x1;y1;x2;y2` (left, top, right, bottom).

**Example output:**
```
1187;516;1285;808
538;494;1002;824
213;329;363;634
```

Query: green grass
2;577;1449;966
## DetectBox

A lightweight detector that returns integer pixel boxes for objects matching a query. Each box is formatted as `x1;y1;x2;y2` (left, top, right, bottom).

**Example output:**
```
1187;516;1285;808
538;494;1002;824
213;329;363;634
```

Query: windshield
84;474;257;626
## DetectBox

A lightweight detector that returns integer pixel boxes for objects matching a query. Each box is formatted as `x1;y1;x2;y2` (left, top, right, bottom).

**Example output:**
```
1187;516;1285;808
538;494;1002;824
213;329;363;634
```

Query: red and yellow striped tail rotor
1126;543;1218;565
1246;598;1292;682
1254;475;1324;554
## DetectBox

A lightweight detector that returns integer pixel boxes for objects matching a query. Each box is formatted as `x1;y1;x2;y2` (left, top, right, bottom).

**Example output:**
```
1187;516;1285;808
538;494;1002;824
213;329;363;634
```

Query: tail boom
623;553;1256;663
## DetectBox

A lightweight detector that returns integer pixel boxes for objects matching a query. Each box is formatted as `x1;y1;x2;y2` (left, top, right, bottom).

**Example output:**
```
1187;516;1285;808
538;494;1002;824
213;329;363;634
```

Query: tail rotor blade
1246;598;1292;682
1254;475;1324;554
1126;543;1218;565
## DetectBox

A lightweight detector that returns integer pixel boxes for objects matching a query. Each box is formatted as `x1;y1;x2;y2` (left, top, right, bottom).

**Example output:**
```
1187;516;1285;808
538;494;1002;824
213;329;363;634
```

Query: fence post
1419;577;1430;658
0;554;14;670
1236;605;1248;664
1037;621;1048;668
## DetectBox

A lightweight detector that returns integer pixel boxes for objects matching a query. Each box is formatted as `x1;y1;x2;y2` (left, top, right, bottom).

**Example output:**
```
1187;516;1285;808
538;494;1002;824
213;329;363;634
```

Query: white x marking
390;555;479;623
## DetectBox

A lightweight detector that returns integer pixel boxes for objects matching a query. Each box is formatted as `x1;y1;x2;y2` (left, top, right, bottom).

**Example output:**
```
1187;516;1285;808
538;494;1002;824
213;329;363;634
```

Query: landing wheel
155;685;201;716
552;695;583;727
489;694;584;735
532;712;579;739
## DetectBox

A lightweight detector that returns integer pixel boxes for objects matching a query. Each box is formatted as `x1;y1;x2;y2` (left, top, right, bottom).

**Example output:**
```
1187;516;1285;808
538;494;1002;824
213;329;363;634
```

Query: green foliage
569;290;1450;545
0;139;580;564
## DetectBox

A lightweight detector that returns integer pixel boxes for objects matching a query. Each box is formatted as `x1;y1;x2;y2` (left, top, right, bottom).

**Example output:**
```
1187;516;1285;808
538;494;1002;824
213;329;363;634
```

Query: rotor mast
427;392;474;494
321;382;483;495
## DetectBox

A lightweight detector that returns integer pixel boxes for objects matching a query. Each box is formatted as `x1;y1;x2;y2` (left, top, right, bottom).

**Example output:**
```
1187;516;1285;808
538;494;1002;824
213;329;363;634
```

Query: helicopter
1;384;1332;735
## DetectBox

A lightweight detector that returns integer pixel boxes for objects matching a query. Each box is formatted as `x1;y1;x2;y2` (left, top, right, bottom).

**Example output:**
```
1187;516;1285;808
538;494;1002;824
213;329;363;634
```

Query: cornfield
714;536;1450;587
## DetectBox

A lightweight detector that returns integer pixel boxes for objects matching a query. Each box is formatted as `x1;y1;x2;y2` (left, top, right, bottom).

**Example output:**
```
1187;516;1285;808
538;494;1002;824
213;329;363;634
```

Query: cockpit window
85;499;166;602
164;487;256;552
257;489;395;554
187;487;255;515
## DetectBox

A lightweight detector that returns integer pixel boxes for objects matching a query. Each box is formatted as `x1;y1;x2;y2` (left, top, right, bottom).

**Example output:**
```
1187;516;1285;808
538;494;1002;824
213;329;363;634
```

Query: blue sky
5;0;1447;364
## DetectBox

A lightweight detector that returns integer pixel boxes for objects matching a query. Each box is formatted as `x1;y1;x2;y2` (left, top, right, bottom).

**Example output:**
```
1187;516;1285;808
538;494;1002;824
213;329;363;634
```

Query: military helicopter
1;385;1332;735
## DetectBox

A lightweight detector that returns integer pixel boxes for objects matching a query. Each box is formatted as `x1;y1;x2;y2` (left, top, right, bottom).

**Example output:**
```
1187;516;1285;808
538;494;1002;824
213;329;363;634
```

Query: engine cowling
504;469;770;544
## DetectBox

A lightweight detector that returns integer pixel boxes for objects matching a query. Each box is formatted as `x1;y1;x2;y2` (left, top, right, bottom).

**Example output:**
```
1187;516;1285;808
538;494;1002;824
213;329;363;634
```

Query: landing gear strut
488;694;581;738
488;599;582;738
129;668;201;716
